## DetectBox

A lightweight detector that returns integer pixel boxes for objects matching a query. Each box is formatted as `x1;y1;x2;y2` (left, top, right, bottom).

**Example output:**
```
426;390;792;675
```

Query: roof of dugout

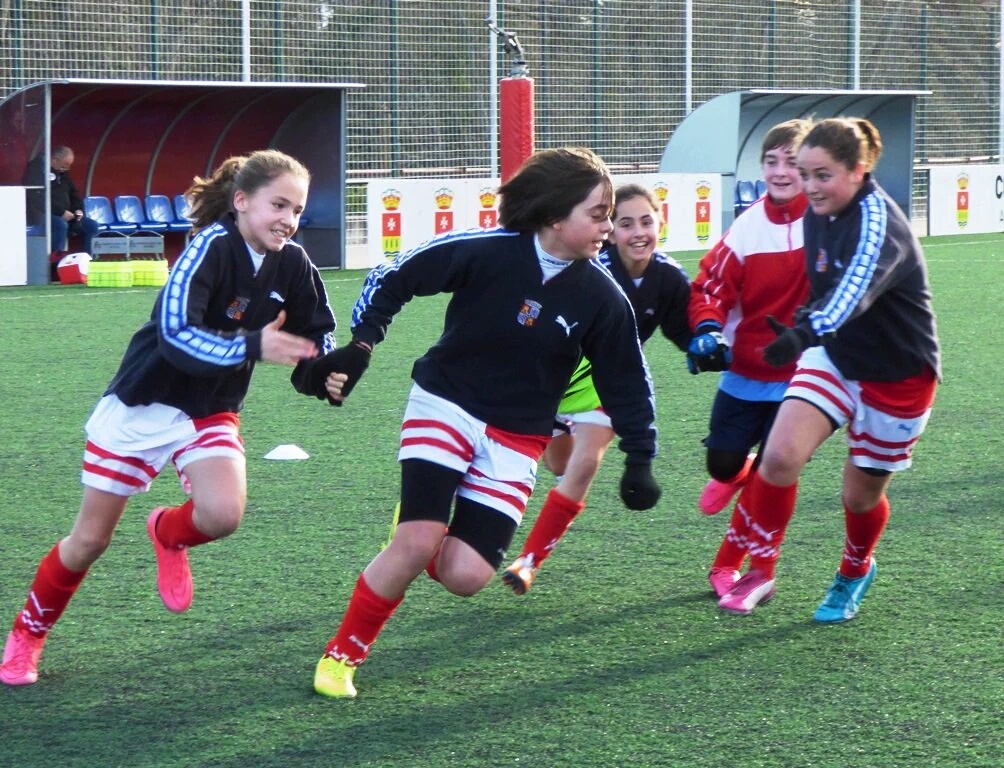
659;89;930;226
0;78;363;268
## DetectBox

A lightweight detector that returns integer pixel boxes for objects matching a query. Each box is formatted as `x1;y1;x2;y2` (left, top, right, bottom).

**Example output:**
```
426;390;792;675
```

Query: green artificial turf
0;234;1001;767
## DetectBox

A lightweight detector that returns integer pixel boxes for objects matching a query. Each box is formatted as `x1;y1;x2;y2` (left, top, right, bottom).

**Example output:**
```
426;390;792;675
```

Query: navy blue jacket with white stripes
799;177;941;382
599;247;692;351
348;228;658;462
105;214;337;418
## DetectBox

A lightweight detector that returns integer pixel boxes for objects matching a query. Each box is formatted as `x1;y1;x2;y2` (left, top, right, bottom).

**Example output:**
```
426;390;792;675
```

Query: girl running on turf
717;117;941;620
501;183;691;595
311;148;662;699
686;119;811;599
1;149;343;686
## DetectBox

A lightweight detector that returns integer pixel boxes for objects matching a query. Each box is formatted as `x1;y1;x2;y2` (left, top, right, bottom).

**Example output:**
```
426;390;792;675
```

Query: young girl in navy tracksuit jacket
2;150;338;686
716;118;941;622
310;147;663;698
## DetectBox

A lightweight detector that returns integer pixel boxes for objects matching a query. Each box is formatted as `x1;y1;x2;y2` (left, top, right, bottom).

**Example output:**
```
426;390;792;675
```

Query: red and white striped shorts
786;347;937;473
398;384;549;524
81;394;244;496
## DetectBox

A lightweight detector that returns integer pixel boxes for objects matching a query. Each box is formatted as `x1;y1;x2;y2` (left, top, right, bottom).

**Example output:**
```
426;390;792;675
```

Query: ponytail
184;150;310;231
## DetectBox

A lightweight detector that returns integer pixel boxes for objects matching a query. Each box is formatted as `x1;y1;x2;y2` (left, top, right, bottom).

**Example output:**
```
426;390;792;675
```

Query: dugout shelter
660;89;929;229
0;79;362;284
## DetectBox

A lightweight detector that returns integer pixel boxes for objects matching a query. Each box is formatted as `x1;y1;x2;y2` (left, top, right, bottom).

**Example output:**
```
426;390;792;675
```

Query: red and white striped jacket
689;193;810;382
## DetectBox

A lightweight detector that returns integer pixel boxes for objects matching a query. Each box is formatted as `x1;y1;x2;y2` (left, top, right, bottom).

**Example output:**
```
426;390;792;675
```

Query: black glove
686;321;732;375
307;341;371;406
763;315;815;367
619;458;661;511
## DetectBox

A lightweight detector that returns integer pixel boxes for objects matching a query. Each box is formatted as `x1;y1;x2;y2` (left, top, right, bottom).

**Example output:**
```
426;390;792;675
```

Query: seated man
23;146;99;281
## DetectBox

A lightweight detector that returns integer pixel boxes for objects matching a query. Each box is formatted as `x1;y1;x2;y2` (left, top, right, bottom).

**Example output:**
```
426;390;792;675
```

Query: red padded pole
500;75;534;184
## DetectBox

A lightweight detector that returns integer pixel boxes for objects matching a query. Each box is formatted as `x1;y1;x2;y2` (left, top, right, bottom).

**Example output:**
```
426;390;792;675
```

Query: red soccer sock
424;525;450;583
323;573;403;666
746;474;799;580
711;477;755;571
425;542;443;583
519;488;585;565
13;544;89;638
840;496;890;579
154;499;215;549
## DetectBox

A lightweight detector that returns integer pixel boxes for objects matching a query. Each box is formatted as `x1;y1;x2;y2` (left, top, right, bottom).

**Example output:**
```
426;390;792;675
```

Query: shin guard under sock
519;488;585;565
13;544;88;638
745;474;798;580
840;496;890;578
712;478;756;570
324;573;402;666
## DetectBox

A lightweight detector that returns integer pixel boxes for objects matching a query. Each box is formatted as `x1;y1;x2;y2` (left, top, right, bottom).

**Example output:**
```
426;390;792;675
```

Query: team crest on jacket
814;249;828;273
517;299;542;327
226;296;251;320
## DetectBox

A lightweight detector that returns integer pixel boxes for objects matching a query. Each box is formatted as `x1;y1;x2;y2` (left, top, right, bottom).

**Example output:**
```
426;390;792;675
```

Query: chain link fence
2;1;1001;224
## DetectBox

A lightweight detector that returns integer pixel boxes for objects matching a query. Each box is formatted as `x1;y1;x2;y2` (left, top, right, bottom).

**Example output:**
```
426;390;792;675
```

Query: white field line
923;240;1004;249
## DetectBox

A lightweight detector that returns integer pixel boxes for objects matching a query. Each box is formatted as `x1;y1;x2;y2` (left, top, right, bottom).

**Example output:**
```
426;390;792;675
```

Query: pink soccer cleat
708;567;741;598
698;454;755;515
718;570;776;615
1;629;46;686
147;507;194;613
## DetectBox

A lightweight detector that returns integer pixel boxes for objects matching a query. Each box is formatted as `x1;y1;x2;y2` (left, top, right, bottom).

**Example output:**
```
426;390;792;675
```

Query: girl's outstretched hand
260;310;319;365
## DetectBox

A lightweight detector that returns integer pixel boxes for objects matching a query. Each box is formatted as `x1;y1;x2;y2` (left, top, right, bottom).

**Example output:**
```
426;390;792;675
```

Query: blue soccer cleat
814;559;877;623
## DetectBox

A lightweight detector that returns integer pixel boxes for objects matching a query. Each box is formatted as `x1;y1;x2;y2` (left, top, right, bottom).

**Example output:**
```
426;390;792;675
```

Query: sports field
0;233;1001;767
